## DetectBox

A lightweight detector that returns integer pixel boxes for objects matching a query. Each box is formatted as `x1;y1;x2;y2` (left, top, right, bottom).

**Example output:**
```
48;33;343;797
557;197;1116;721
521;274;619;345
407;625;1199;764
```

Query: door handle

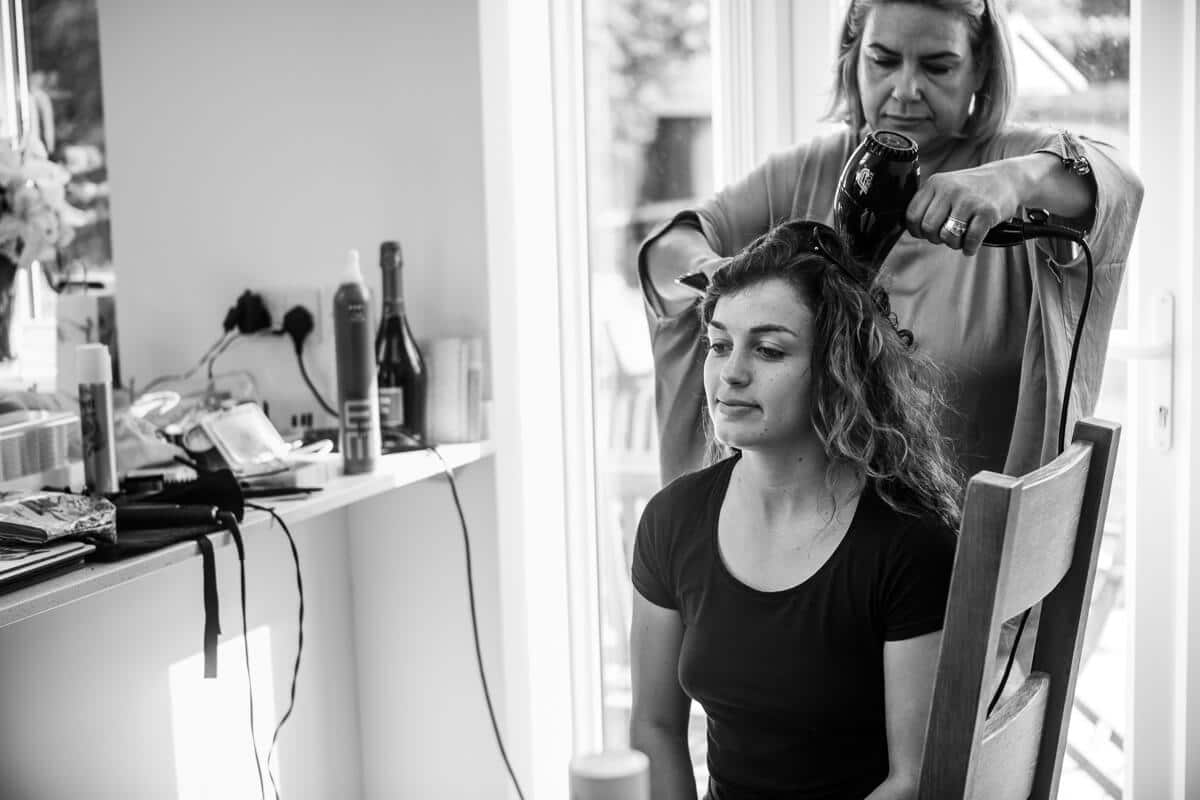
1107;290;1173;451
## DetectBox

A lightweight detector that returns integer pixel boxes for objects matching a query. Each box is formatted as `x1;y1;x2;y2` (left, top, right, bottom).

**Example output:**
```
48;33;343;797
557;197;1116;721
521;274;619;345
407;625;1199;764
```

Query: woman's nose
720;350;750;385
892;65;925;103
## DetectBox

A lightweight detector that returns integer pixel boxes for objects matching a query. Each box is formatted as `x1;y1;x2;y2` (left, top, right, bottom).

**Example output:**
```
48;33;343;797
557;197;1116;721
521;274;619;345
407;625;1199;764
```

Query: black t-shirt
632;456;957;800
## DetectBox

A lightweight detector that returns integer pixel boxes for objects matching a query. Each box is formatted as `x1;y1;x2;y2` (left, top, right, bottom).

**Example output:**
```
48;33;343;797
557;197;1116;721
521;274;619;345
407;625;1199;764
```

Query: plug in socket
259;287;325;345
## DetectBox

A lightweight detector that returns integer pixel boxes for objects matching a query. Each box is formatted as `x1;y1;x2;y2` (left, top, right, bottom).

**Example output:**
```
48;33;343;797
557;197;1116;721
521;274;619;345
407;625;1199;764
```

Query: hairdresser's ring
942;216;969;238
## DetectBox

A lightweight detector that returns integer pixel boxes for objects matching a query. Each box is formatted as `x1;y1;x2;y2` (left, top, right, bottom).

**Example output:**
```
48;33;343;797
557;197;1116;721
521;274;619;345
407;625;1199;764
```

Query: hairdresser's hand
905;161;1022;257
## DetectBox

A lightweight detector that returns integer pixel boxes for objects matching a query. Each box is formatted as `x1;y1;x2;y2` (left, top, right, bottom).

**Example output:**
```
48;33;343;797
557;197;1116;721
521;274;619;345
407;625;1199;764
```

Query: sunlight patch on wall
168;625;277;800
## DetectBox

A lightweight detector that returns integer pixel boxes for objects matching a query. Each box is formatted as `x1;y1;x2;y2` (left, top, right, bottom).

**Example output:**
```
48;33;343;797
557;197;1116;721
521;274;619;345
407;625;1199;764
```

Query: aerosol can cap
342;249;365;285
76;343;112;385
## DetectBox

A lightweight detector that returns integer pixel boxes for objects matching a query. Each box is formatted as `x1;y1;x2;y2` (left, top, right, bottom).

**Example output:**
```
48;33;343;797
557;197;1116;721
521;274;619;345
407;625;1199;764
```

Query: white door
1004;3;1132;796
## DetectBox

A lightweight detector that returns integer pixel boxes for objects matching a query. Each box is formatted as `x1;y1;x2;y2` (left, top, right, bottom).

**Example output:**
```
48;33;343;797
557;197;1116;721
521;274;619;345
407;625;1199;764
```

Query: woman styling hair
639;0;1143;485
630;220;960;800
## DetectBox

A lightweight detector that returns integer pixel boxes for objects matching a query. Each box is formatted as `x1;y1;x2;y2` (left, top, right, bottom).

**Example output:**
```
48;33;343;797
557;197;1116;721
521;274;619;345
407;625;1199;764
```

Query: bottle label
79;385;101;459
79;382;119;493
379;387;405;427
342;398;379;465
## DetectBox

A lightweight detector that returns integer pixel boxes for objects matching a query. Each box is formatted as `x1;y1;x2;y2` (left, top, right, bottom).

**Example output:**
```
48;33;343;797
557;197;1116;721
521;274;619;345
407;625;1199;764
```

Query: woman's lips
716;400;758;416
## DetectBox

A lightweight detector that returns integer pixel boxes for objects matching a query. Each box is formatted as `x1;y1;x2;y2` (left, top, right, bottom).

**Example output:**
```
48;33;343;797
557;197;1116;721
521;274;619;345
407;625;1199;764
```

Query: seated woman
629;220;962;800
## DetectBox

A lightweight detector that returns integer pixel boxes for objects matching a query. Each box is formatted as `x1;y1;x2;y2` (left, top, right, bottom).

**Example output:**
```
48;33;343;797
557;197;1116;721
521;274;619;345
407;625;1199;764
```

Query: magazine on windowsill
0;490;117;546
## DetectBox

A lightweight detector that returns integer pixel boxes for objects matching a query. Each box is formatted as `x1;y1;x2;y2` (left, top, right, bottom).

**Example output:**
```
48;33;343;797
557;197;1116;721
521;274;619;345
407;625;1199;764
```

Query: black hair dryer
834;129;1071;270
833;129;920;280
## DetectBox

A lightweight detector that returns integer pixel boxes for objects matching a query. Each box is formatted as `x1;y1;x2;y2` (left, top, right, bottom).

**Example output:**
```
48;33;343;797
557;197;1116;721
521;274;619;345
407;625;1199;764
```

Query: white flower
0;134;86;269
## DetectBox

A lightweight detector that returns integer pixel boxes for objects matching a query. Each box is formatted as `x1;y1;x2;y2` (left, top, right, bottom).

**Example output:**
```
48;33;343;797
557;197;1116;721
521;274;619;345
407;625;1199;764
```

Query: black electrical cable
208;333;242;380
218;511;267;800
988;600;1032;716
294;348;338;418
244;502;304;800
426;447;527;800
986;230;1094;717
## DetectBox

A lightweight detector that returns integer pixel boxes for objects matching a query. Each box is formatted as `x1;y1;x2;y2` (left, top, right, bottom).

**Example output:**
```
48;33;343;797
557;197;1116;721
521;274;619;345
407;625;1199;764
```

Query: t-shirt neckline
709;456;869;597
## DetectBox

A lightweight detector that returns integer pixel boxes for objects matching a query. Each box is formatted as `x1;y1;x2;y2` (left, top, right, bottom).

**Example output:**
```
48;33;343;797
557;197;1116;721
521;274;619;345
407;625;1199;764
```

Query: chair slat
997;443;1091;622
969;674;1050;800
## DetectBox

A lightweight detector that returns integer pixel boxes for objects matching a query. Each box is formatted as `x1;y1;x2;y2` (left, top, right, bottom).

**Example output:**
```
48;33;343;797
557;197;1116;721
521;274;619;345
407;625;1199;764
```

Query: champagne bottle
376;240;427;447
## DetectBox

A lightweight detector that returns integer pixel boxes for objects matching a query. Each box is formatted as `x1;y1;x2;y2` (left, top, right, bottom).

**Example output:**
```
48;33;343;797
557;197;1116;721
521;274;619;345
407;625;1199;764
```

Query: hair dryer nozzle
833;130;921;279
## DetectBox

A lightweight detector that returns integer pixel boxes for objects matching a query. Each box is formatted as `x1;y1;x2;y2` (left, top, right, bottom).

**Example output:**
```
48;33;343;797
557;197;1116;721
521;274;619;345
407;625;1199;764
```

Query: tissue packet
0;490;117;545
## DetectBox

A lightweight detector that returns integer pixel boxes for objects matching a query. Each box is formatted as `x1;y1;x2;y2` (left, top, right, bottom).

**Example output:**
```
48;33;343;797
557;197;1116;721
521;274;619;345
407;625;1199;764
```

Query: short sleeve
1039;129;1143;269
632;149;800;322
635;210;707;319
634;214;709;482
880;522;957;641
631;498;678;610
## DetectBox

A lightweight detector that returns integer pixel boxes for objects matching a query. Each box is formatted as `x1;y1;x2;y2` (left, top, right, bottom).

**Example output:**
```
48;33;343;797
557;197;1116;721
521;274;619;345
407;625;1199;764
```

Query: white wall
0;1;510;797
347;463;506;798
0;512;364;799
98;0;490;429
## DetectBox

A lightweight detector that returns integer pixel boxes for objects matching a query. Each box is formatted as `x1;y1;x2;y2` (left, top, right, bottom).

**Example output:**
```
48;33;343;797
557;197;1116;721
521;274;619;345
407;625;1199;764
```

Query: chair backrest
917;418;1121;800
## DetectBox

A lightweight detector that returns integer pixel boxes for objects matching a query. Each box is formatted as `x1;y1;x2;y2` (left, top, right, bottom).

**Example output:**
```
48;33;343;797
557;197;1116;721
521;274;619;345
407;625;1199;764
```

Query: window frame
711;0;843;181
1126;1;1200;797
0;0;30;146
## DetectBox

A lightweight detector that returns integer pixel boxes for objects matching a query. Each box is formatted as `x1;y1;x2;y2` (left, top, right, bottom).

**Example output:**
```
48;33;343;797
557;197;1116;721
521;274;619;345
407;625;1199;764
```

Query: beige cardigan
638;124;1144;484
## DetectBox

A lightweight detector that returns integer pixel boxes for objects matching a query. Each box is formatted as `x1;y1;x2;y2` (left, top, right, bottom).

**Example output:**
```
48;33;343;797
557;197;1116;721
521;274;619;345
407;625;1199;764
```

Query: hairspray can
333;249;382;474
77;343;120;495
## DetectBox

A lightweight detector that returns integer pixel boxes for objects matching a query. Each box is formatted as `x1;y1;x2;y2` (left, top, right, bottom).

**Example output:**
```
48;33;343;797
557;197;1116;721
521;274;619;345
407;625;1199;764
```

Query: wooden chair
918;418;1121;800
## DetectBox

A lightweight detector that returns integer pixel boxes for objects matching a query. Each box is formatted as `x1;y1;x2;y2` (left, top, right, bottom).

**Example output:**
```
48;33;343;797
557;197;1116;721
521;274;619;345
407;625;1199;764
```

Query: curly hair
699;221;962;528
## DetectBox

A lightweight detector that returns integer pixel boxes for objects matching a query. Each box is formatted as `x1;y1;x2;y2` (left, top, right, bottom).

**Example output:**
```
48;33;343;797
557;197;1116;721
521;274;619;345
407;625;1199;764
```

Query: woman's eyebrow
866;42;963;61
708;320;800;337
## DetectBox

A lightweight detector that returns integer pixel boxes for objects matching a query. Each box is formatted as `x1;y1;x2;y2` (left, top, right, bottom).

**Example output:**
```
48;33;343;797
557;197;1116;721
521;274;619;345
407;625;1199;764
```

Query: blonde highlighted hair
828;0;1016;142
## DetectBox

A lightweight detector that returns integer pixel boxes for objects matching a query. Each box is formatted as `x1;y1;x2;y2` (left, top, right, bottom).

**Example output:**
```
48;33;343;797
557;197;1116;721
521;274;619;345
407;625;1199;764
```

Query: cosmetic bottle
333;249;381;474
77;343;120;495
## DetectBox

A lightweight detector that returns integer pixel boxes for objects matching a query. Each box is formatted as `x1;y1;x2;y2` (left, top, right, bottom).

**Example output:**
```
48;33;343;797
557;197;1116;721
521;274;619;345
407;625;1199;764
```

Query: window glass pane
582;0;711;785
1005;2;1130;797
26;0;111;280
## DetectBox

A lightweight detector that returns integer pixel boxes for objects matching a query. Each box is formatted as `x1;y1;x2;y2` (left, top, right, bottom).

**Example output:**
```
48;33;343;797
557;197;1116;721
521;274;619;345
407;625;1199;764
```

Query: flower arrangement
0;134;90;361
0;135;89;274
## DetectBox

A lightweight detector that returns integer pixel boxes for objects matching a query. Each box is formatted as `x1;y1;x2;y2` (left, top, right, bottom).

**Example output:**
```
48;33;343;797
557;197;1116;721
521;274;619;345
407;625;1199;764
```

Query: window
0;0;112;390
26;0;111;285
579;0;712;786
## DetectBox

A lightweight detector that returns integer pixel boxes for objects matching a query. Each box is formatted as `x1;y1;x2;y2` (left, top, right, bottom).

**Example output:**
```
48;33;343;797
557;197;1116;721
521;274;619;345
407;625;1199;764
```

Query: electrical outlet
258;286;325;345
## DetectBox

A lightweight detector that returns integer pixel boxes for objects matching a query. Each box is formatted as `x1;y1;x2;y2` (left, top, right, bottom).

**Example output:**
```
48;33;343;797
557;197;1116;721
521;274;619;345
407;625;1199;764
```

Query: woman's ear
967;67;988;121
974;66;988;94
